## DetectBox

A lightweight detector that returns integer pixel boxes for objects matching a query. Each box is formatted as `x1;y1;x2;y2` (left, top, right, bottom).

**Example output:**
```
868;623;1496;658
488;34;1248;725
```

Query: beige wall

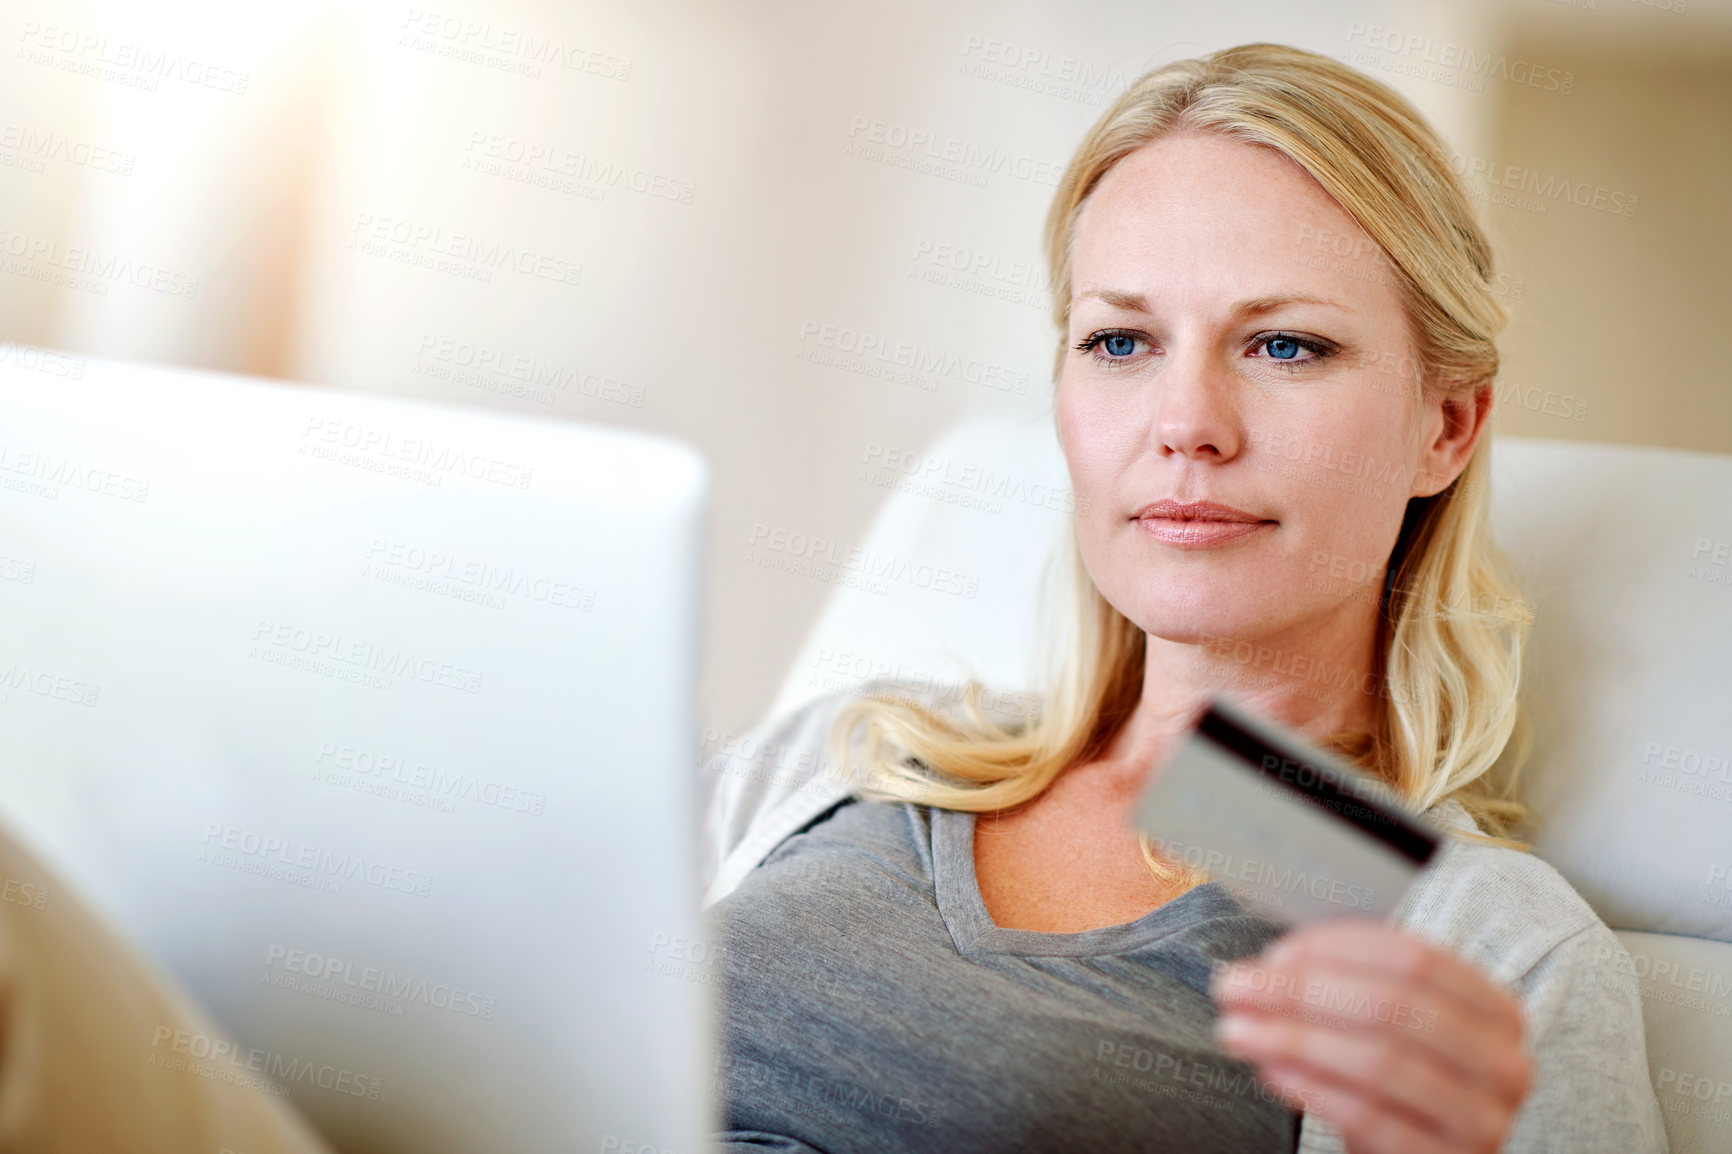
1;0;1727;741
1486;7;1732;452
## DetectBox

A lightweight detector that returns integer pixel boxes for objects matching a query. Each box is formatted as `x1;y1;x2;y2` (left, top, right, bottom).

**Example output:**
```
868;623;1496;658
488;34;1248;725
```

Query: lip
1133;500;1275;549
1133;500;1268;523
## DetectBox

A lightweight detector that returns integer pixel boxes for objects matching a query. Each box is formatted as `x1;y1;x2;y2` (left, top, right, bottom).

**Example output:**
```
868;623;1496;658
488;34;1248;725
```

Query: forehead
1071;131;1400;310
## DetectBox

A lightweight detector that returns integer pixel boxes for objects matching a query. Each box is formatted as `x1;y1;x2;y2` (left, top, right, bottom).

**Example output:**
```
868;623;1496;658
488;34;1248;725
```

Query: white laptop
0;348;712;1154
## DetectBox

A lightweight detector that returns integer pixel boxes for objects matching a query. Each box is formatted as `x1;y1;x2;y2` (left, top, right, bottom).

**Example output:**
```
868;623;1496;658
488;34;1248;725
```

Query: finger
1246;1060;1469;1154
1243;1059;1326;1117
1216;1010;1515;1149
1212;958;1529;1097
1213;955;1448;1035
1255;921;1525;1037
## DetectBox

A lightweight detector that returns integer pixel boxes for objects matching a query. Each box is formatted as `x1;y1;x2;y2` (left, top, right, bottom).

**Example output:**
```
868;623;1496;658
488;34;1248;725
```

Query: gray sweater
706;795;1304;1151
697;680;1670;1153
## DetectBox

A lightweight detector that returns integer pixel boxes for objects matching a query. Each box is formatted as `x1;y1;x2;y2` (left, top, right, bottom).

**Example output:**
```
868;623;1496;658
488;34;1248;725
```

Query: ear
1411;381;1493;498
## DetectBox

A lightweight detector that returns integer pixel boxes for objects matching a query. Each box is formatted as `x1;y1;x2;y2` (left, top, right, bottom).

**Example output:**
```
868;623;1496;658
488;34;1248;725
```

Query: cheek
1055;386;1094;492
1265;410;1413;572
1057;381;1137;488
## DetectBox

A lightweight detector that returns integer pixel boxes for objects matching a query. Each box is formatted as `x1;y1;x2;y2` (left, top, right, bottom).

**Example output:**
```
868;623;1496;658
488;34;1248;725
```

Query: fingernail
1215;1013;1260;1045
1262;936;1298;967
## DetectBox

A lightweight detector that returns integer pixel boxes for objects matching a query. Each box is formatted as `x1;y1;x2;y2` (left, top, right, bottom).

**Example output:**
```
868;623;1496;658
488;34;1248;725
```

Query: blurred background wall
1;0;1727;742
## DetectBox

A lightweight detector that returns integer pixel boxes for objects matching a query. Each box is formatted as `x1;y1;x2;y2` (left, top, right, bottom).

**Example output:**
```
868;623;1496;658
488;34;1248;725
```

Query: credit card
1132;695;1442;925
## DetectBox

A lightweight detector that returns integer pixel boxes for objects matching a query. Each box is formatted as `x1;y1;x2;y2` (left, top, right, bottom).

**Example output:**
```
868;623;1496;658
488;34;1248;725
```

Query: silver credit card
1132;695;1441;925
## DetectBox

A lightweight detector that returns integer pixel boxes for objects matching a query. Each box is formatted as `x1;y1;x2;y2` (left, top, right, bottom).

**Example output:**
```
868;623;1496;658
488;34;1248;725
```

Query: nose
1151;341;1243;462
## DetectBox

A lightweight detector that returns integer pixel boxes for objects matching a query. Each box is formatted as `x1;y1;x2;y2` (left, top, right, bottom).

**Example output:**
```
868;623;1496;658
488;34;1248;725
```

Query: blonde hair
826;42;1536;889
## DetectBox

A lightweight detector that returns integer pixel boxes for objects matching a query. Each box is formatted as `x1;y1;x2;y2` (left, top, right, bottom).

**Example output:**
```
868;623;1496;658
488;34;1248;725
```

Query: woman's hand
1209;920;1533;1153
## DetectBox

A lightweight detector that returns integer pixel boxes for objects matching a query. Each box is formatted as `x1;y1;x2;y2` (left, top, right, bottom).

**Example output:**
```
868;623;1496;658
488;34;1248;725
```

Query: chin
1144;622;1260;649
1118;592;1280;648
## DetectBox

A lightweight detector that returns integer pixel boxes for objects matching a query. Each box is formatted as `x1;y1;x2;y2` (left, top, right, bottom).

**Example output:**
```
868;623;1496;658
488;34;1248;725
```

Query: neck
1104;601;1385;781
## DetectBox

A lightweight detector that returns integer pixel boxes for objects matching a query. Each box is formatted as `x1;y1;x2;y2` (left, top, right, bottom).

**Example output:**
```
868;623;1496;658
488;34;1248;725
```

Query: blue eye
1252;332;1333;365
1071;330;1145;365
1072;328;1334;369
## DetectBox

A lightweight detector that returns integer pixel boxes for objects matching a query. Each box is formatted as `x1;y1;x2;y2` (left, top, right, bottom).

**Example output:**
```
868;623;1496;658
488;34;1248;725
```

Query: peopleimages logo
844;114;1063;187
461;132;694;203
15;22;251;94
0;662;101;707
0;442;150;502
398;8;633;81
364;538;594;611
0;342;85;378
1447;153;1638;219
0;123;135;174
1343;23;1574;94
148;1026;382;1100
201;823;435;898
249;619;485;695
797;319;1030;394
0;228;199;298
264;944;497;1019
300;416;534;490
957;34;1128;100
1143;835;1380;914
745;523;980;600
346;213;582;287
313;739;549;816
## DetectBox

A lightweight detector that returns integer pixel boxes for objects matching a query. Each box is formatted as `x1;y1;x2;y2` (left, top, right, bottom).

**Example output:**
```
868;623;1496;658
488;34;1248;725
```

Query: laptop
0;348;712;1154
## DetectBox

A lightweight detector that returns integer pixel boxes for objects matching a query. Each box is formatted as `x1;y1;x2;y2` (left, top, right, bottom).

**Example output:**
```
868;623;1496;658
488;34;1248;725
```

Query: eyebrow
1076;289;1350;316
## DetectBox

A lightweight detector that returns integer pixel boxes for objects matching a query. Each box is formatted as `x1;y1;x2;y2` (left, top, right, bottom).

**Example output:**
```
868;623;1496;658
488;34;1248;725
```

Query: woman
698;43;1668;1154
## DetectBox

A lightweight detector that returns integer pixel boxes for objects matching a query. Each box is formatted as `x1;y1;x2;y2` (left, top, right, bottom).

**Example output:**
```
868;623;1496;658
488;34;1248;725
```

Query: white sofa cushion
769;409;1732;1154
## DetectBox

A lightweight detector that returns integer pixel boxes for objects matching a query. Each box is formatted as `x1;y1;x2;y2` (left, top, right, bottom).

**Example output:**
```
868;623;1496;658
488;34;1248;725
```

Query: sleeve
1500;922;1670;1153
695;687;856;903
1296;919;1670;1154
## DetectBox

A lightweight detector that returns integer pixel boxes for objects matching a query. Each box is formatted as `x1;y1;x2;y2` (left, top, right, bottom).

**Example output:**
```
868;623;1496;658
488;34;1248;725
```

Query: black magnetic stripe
1197;703;1440;865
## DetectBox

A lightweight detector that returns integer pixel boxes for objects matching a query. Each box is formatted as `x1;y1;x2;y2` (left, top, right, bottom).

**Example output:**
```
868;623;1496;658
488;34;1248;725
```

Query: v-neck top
703;795;1299;1153
930;804;1248;959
